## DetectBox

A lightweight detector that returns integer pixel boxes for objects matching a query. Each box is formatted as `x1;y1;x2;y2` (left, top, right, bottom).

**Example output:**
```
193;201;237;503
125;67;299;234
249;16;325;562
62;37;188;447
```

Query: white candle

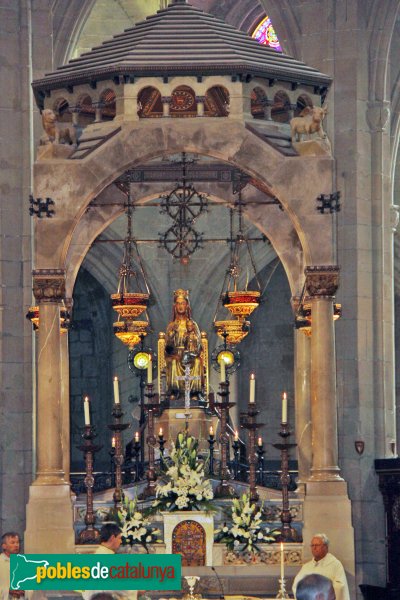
282;392;288;424
220;359;226;382
134;431;139;443
249;373;255;403
113;376;120;404
147;356;152;384
234;430;239;442
83;396;90;426
209;426;214;437
280;542;284;580
159;427;163;437
258;436;262;447
111;436;116;448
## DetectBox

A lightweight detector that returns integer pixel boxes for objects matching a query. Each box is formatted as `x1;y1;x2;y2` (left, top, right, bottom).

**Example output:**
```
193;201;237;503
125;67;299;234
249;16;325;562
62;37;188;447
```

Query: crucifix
176;364;201;428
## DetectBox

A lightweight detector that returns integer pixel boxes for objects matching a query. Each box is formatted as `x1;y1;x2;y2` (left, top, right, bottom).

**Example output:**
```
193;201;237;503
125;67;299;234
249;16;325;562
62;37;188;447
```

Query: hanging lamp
111;191;151;349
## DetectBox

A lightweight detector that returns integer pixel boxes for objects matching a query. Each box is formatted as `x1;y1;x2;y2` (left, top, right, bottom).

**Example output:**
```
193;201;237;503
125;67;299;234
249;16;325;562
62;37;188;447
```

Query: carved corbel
304;265;340;298
32;269;66;303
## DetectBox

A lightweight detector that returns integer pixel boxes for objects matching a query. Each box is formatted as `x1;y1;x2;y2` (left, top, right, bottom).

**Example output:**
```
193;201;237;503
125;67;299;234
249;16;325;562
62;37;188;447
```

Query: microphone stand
211;566;225;600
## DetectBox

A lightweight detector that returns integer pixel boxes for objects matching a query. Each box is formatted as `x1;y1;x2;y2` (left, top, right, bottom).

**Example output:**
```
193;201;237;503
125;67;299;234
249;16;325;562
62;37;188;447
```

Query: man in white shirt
295;574;336;600
292;533;349;600
0;532;25;600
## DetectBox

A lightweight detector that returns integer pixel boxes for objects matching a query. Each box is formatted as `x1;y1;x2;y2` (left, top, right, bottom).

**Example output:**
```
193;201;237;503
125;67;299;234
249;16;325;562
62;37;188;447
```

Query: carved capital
366;100;390;133
390;205;399;233
32;269;66;303
304;265;340;298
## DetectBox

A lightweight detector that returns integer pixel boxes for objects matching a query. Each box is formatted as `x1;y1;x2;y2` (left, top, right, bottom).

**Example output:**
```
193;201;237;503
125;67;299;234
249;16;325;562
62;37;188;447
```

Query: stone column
305;265;342;481
196;96;206;117
25;270;75;553
294;326;312;483
61;299;72;485
162;96;171;117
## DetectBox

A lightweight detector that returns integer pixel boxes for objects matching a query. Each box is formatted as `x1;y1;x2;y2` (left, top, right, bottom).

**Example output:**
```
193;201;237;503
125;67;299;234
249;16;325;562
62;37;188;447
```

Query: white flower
146;535;152;542
176;496;189;509
234;540;240;547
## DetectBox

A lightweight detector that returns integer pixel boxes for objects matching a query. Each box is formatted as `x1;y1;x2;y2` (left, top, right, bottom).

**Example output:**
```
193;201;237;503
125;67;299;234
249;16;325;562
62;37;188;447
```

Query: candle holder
214;380;236;498
158;432;165;459
276;576;290;599
256;443;265;485
109;445;116;488
108;403;130;507
241;403;264;502
208;432;216;476
272;422;297;541
77;425;103;544
232;437;240;480
140;383;159;499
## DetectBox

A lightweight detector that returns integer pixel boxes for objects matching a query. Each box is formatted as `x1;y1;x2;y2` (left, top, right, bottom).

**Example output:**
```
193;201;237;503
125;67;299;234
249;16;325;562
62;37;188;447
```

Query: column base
303;480;355;598
25;483;75;553
309;466;344;481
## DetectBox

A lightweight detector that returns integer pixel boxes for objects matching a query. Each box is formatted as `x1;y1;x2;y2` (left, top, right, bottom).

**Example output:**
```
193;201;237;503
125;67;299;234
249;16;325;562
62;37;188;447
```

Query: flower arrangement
214;493;279;553
152;431;214;512
114;496;160;552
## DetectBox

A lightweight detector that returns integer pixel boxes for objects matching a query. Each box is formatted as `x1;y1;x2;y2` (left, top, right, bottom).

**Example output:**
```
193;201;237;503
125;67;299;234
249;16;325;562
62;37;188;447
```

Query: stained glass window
252;16;282;52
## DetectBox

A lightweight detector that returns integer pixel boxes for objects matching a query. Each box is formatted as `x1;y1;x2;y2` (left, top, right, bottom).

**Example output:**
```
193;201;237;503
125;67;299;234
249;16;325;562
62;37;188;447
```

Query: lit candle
282;392;288;424
134;431;139;443
234;430;239;442
220;359;226;382
258;436;263;447
111;436;116;448
209;426;214;437
249;373;255;403
147;356;152;384
280;542;284;580
83;396;90;426
113;376;120;404
159;427;163;437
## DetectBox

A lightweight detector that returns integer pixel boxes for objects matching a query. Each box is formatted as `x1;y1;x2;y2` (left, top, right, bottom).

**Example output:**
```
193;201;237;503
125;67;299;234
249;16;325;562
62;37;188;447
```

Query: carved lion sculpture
290;105;328;142
41;109;76;145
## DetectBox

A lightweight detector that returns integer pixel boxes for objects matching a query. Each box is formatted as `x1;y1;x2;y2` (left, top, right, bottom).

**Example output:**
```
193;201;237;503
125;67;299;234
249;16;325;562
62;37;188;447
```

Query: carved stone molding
304;265;340;298
32;269;66;303
366;100;390;133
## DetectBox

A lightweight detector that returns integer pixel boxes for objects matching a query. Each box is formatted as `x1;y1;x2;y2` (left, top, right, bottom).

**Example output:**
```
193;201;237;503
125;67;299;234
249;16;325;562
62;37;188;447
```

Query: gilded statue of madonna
165;289;204;398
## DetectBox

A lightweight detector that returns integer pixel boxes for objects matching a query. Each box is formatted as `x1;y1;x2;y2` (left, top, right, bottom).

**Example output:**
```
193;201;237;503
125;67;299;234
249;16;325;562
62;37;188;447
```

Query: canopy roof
32;0;330;103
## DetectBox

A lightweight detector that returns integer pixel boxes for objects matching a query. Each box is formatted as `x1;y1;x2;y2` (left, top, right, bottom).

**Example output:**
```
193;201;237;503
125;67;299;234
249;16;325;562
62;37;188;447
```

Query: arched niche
204;85;230;117
271;90;291;123
137;86;162;118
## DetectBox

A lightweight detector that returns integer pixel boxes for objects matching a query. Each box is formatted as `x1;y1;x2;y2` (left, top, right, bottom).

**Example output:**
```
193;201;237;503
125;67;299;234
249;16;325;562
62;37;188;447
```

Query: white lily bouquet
115;496;161;552
152;431;214;511
215;492;279;552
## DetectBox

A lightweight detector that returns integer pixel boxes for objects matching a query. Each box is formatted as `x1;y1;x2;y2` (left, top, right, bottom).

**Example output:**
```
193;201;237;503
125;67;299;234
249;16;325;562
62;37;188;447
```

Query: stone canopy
32;0;331;106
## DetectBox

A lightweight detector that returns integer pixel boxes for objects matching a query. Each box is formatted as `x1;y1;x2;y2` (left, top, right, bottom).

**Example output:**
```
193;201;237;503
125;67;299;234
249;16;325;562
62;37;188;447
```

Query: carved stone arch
170;85;197;116
204;85;230;117
52;97;72;122
257;0;301;58
137;86;162;118
294;93;314;117
76;93;94;125
99;88;116;121
271;89;291;123
251;86;268;119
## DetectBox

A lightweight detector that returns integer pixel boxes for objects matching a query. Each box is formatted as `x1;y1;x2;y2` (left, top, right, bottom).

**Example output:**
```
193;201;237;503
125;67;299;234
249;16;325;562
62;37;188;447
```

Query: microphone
211;566;225;600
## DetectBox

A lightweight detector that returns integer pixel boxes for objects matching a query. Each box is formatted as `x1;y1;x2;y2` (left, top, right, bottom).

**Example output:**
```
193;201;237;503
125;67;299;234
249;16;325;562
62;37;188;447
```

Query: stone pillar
61;299;72;485
25;270;75;553
305;265;342;481
301;266;355;599
196;96;206;117
162;96;171;117
294;326;312;482
94;102;103;123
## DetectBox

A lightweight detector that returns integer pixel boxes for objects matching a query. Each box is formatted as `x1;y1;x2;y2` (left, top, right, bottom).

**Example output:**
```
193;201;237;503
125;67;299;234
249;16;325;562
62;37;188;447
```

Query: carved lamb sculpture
41;109;76;145
290;105;328;142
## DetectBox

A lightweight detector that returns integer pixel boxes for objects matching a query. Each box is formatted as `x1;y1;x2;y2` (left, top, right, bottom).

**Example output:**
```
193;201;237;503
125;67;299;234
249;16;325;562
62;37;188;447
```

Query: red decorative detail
172;520;206;566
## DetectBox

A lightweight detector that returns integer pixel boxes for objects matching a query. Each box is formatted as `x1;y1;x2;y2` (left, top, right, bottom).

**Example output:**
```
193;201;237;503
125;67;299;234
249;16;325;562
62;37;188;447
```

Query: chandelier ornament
213;190;261;345
26;303;70;334
159;152;208;263
111;191;151;349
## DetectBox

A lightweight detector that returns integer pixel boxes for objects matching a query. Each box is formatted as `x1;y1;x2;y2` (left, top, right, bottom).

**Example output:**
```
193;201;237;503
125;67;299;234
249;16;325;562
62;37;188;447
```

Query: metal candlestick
208;432;216;476
108;403;130;507
140;383;159;499
77;425;103;544
214;380;236;498
232;438;240;480
276;576;290;599
273;422;297;541
158;432;165;458
241;404;264;502
257;443;265;485
109;446;116;487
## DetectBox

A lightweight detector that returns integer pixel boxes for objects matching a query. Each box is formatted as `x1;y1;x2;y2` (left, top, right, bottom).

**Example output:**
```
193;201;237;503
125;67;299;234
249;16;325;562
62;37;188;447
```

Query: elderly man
0;532;25;600
296;574;336;600
292;533;349;600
